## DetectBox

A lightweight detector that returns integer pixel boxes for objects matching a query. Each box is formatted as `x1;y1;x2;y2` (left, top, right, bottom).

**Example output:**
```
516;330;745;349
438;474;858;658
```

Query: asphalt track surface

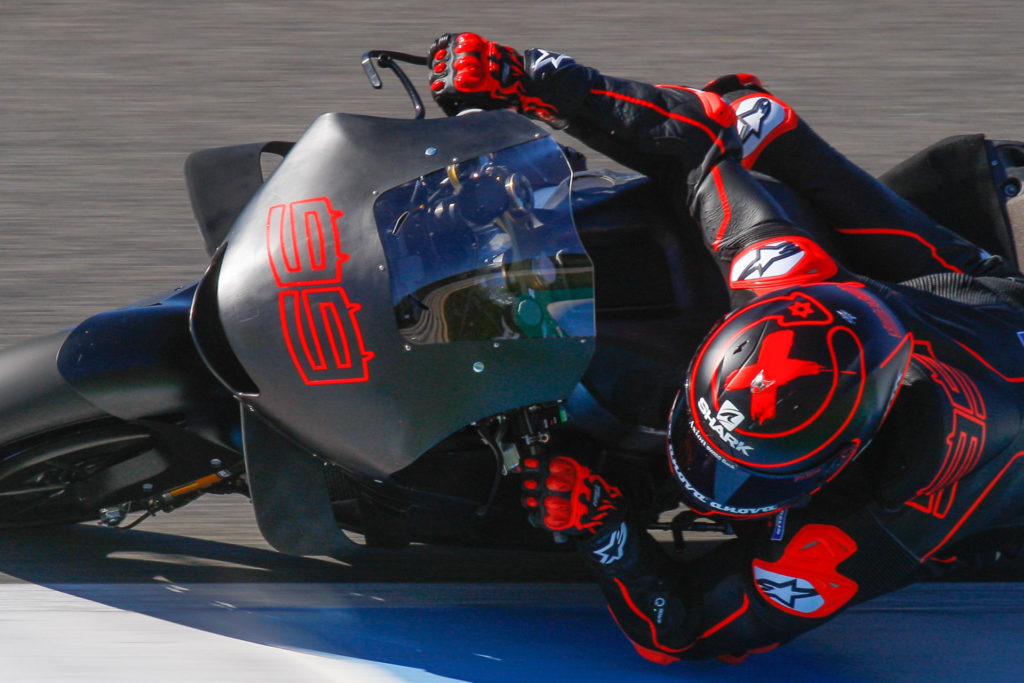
3;1;1024;680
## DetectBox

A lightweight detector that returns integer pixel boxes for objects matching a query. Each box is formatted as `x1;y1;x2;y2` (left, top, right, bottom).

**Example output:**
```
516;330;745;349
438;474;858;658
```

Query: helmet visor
668;424;857;517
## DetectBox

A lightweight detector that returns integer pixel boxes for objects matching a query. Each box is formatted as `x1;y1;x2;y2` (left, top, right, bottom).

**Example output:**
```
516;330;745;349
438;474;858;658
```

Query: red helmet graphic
668;283;913;517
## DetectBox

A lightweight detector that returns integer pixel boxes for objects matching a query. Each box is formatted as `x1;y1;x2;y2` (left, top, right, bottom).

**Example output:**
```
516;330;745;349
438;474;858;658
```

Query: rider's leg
520;62;822;304
704;74;1009;280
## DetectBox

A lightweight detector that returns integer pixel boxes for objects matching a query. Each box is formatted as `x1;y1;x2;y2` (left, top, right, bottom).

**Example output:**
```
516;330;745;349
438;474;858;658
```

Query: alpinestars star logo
592;521;628;565
756;576;820;608
731;94;795;162
737;97;773;143
528;49;575;77
732;241;805;282
753;564;828;614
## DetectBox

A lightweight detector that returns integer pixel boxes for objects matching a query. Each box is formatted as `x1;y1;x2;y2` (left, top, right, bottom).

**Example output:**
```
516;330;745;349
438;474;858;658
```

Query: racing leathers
482;47;1024;664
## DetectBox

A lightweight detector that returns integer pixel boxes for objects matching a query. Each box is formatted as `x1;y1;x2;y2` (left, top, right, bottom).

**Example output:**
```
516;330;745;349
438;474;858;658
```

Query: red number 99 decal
266;198;374;384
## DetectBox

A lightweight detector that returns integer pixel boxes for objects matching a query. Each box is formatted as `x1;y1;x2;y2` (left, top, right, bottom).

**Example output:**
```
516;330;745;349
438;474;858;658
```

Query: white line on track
0;583;464;683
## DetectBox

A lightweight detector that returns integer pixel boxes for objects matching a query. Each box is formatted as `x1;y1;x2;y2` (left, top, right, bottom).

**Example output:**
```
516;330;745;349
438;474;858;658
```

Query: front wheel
0;421;158;528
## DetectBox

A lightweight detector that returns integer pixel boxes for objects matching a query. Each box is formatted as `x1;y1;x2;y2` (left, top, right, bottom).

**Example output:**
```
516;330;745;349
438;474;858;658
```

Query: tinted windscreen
374;138;594;344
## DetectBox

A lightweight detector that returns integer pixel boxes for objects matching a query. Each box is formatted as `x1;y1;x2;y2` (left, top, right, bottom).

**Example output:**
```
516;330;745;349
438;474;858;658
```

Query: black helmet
668;283;913;517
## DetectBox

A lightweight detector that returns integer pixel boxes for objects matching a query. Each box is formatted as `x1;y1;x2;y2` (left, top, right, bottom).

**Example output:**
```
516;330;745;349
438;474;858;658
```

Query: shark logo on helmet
697;397;753;456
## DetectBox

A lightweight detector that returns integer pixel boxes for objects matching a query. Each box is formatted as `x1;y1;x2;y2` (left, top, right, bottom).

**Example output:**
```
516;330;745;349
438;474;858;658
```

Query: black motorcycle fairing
57;284;235;425
210;110;595;478
190;245;260;397
241;405;357;557
185;141;294;257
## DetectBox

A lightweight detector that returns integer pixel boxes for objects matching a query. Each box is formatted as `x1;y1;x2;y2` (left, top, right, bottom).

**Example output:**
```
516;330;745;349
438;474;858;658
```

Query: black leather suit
519;50;1024;663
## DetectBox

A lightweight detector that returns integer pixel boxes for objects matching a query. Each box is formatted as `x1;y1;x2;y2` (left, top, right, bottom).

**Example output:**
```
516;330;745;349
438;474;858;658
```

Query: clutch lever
361;50;429;119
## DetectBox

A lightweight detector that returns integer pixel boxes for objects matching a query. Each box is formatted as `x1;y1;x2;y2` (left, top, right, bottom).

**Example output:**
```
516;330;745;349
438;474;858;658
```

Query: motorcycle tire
0;421;155;528
0;329;163;528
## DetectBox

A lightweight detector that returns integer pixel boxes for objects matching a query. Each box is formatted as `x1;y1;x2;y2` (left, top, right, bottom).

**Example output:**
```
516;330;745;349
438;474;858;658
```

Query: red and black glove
428;32;528;116
428;33;561;122
520;455;624;535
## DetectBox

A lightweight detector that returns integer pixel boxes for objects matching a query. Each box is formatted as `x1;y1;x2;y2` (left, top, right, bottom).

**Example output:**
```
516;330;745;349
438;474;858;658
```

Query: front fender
57;284;234;420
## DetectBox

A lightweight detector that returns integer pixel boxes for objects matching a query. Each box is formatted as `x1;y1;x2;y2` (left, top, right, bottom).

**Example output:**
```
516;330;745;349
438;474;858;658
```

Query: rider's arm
428;34;850;303
516;60;855;304
586;496;921;663
522;55;1008;283
510;441;921;664
430;34;1007;286
504;52;858;303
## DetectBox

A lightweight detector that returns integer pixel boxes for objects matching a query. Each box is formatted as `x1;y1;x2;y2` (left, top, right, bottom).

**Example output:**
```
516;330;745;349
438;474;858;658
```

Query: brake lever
361;50;429;119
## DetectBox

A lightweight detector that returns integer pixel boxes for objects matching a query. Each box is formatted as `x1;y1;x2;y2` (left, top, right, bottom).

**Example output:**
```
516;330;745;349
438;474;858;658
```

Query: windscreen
374;138;594;344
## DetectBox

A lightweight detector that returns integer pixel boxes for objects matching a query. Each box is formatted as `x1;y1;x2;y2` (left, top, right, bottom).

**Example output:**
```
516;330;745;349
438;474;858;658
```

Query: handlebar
361;50;429;119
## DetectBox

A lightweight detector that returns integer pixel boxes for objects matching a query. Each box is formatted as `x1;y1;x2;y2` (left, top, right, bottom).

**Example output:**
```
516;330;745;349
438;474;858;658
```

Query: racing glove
520;455;624;536
428;32;562;123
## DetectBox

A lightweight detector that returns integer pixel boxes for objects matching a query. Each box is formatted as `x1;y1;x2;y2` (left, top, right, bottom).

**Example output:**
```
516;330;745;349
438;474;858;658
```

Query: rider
429;33;1024;663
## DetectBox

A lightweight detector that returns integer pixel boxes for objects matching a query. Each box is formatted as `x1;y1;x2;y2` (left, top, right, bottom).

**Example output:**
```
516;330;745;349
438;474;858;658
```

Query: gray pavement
3;0;1023;348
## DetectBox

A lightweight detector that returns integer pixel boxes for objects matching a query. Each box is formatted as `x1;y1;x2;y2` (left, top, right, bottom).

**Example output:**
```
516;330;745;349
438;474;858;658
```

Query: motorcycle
1;50;1022;557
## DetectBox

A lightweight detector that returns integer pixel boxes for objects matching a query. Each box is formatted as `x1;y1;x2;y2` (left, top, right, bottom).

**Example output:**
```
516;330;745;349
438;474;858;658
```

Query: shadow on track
5;513;1024;681
0;516;592;585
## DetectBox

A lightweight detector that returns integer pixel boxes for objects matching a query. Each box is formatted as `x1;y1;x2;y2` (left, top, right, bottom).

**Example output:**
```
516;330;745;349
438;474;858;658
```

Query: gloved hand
428;32;529;116
521;455;624;536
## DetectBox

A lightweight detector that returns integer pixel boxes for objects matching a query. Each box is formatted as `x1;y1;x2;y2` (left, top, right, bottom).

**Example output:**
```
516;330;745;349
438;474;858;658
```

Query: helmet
668;283;913;517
